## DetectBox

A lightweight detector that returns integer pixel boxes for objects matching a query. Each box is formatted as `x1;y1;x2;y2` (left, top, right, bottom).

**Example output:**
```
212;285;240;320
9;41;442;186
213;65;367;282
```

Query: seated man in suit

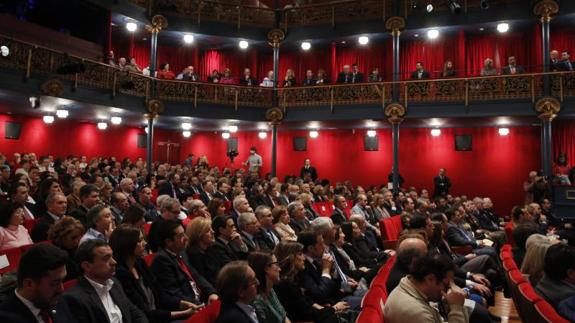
214;180;231;201
502;56;525;75
336;64;352;84
200;179;215;206
32;192;67;242
558;51;575;71
536;244;575;308
238;211;262;253
69;184;101;227
148;197;182;252
239;68;257;86
0;243;73;323
331;195;348;225
9;182;39;220
550;50;560;71
151;220;219;312
350;63;364;83
62;240;148;323
231;196;252;224
253;205;281;251
445;206;498;261
302;69;316;86
158;172;182;200
410;61;431;80
288;201;310;234
215;261;260;323
206;216;249;281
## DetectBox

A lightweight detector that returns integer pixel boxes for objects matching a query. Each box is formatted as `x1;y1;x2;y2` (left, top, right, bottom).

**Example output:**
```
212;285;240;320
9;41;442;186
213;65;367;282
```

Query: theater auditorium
0;0;574;322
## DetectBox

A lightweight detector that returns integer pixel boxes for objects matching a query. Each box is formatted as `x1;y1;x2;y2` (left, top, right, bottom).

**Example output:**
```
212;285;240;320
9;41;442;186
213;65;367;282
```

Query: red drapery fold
400;34;460;79
553;121;575;168
550;28;575;57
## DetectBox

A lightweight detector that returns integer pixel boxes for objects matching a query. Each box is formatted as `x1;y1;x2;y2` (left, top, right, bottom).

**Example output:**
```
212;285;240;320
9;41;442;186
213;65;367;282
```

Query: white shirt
14;290;45;323
84;276;123;323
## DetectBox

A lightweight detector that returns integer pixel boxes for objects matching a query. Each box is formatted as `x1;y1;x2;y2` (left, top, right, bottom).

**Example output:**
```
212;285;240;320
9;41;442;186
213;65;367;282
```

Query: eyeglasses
248;277;260;286
267;261;279;267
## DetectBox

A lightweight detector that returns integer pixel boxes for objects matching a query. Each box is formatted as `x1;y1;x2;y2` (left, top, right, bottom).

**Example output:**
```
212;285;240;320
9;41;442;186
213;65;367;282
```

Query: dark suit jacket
502;65;525;74
302;78;316;86
275;279;337;323
240;231;260;253
336;72;363;84
474;210;499;231
69;205;88;227
331;208;347;225
0;292;76;323
200;190;213;206
300;166;318;181
254;228;280;252
433;175;451;197
277;194;290;206
297;258;341;305
115;259;172;323
150;249;216;310
262;194;276;209
213;191;230;201
158;181;181;199
248;195;267;210
305;206;319;221
410;70;431;79
205;238;241;281
187;245;219;285
239;76;258;86
446;223;477;248
31;213;58;242
557;60;575;71
289;218;308;235
215;302;254;323
62;276;148;323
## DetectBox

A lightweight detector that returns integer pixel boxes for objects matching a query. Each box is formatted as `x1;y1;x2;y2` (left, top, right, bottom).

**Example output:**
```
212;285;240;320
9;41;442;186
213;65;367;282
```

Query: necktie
268;229;279;245
176;257;202;299
40;309;53;323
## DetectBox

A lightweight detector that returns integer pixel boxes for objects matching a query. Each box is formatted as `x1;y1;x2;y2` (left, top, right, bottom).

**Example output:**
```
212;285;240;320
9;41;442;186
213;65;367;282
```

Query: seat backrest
501;244;512;253
63;279;78;290
516;283;544;322
505;221;515;246
23;219;40;233
185;299;221;323
143;253;155;267
0;246;22;275
502;258;518;271
534;300;570;323
380;216;403;241
361;285;386;313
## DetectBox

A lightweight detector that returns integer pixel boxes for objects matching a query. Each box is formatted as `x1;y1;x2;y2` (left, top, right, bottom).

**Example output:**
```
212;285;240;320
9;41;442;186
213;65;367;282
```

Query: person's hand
444;288;466;306
347;278;358;289
359;266;369;272
471;274;491;288
207;294;219;304
105;222;114;239
230;231;242;241
477;240;484;247
332;301;349;313
321;253;334;271
471;283;492;298
179;300;196;310
464;253;477;260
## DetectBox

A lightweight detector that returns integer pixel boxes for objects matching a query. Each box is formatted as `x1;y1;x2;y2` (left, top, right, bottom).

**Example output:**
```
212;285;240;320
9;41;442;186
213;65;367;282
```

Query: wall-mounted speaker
293;137;307;151
5;121;22;139
364;136;378;151
455;135;472;151
137;134;147;148
227;137;238;152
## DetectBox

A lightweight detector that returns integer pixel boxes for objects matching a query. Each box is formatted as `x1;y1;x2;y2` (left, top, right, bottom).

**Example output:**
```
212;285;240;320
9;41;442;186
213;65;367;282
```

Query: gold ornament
384;103;406;124
265;107;284;124
535;97;560;121
40;79;64;97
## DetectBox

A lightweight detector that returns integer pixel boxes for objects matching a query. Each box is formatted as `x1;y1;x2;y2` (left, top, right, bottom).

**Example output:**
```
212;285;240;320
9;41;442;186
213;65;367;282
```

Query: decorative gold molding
533;0;559;21
384;102;406;124
385;16;406;33
265;107;284;125
146;15;168;33
40;79;64;97
146;99;165;116
267;29;285;48
535;96;560;121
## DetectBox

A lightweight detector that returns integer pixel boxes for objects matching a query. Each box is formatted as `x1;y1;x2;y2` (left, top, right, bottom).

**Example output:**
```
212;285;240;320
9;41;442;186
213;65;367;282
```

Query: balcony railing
0;35;574;112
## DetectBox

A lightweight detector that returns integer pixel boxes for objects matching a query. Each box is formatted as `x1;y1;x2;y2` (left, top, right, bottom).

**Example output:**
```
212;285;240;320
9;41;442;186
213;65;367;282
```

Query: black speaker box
455;135;472;151
293;137;307;151
364;136;378;151
137;134;147;148
5;121;22;139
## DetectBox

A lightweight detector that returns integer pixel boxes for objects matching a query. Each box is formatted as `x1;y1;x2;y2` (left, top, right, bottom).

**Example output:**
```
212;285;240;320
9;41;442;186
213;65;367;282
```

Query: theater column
533;0;559;95
267;29;285;177
265;107;285;178
385;103;406;194
385;17;405;101
535;98;561;178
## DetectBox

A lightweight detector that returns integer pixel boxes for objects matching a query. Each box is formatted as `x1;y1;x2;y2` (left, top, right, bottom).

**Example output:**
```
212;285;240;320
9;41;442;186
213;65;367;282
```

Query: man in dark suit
200;179;215;206
32;192;67;242
150;220;218;312
445;207;498;261
0;244;74;323
62;240;148;323
109;192;129;225
502;56;525;75
558;51;575;71
214;262;260;323
9;182;39;220
550;50;560;71
207;216;249;280
158;173;182;200
213;181;231;201
147;197;181;252
254;205;281;251
336;64;352;84
351;63;364;83
302;69;316;86
300;159;318;182
69;184;101;227
277;183;291;206
238;212;261;253
239;67;257;86
331;195;348;225
410;61;431;80
433;168;452;198
288;201;310;234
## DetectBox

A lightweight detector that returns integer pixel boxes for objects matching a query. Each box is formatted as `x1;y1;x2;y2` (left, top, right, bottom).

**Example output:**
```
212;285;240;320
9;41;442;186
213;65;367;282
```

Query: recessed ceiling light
498;128;510;136
301;42;311;50
309;130;319;138
110;107;123;113
341;40;346;44
56;109;68;118
258;131;267;139
183;34;194;44
183;130;191;138
479;27;485;31
427;29;439;39
431;129;441;136
43;115;54;124
358;36;369;45
181;122;192;130
126;22;137;32
228;125;238;133
97;122;108;130
426;4;434;12
497;23;509;33
414;33;419;38
367;130;377;137
239;40;249;49
111;116;122;125
222;132;231;139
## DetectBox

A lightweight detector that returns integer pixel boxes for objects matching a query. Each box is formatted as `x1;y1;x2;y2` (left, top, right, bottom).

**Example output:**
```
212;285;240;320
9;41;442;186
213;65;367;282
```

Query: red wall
1;113;543;216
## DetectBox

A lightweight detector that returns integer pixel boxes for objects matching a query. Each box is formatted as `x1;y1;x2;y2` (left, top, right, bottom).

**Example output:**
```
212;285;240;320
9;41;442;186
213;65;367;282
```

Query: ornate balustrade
0;35;574;111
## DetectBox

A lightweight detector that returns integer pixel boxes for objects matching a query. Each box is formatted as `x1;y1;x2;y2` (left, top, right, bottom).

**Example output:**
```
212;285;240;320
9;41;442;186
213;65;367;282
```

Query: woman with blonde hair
185;217;218;284
272;206;297;241
521;234;560;285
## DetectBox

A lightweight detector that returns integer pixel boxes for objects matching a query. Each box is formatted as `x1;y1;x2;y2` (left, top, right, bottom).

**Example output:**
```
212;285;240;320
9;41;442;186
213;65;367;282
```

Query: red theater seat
144;253;155;267
23;219;39;233
63;279;77;290
143;222;152;236
505;221;515;246
502;258;518;271
0;246;22;275
379;216;402;249
534;300;570;323
186;299;221;323
516;282;544;322
501;244;512;252
361;285;387;312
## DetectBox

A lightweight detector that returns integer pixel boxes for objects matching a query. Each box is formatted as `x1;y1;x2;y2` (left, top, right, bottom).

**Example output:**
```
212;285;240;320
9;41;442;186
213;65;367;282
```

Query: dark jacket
62;276;148;323
410;70;431;79
331;208;347;225
446;223;477;248
296;258;341;305
0;292;76;323
502;65;525;74
187;245;219;285
275;279;337;323
205;238;241;282
69;205;89;227
215;302;255;323
31;213;58;242
300;166;318;181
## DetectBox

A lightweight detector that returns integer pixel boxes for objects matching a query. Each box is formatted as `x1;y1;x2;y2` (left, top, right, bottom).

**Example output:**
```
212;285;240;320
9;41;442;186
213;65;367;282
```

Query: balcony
1;36;574;113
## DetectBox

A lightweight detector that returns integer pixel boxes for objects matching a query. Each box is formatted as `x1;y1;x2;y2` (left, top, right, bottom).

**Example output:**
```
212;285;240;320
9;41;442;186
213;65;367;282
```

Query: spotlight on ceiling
498;127;510;136
227;125;238;133
181;122;192;130
447;0;461;14
431;128;441;136
222;132;231;139
182;130;191;138
427;29;439;39
367;130;377;137
126;22;137;32
258;131;267;139
309;130;319;138
426;3;434;12
480;0;490;10
56;109;69;118
239;40;249;49
183;34;194;44
97;122;108;130
358;36;369;45
497;23;509;33
43;115;55;124
111;116;122;125
0;45;9;57
301;42;311;51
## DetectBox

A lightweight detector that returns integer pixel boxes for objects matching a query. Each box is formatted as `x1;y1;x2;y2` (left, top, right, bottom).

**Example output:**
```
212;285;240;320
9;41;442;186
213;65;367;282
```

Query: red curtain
550;28;575;57
197;48;272;82
554;121;575;168
400;32;462;79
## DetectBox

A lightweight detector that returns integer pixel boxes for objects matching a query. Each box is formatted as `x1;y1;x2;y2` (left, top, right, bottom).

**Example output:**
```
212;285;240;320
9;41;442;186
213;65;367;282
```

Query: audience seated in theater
283;69;296;87
69;184;100;227
62;240;148;323
207;197;227;218
410;61;431;80
254;205;280;251
10;182;39;220
445;206;498;261
125;58;142;73
557;51;574;71
0;243;74;323
200;179;216;206
331;195;348;225
247;252;291;323
273;205;297;241
207;215;248;276
238;211;262;253
384;252;468;323
66;179;84;213
186;217;219;284
302;69;316;86
368;67;382;82
122;204;146;231
0;202;33;251
536;244;575;308
176;65;199;81
260;70;275;87
48;216;84;281
110;224;196;322
207;69;220;83
299;192;319;221
550;49;560;71
79;204;114;245
148;197;182;252
341;219;388;268
372;193;391;220
239;68;257;86
443;60;456;78
511;222;539;266
331;225;378;284
337;64;363;84
231;195;251;224
135;186;158;222
117;57;127;71
287;201;309;235
520;233;560;285
480;58;497;76
157;62;176;80
151;220;218;312
214;261;259;323
214;179;231;202
316;68;329;85
106;50;116;67
220;68;235;84
109;191;129;225
502;56;525;75
31;192;67;242
351;193;380;235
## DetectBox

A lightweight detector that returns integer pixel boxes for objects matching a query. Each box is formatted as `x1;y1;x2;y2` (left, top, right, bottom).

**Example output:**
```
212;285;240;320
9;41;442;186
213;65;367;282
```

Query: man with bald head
386;237;428;293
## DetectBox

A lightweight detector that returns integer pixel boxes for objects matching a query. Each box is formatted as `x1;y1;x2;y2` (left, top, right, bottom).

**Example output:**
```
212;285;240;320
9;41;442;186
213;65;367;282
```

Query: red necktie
176;257;202;299
40;309;53;323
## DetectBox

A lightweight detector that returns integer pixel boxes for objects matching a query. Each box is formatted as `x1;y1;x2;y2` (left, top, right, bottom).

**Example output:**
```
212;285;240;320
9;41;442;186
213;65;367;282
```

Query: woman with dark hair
123;205;146;230
207;197;227;218
247;252;290;323
110;224;194;322
48;216;84;280
274;241;346;323
442;60;456;77
157;62;176;79
34;177;62;214
330;225;378;284
554;153;572;184
0;202;32;251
